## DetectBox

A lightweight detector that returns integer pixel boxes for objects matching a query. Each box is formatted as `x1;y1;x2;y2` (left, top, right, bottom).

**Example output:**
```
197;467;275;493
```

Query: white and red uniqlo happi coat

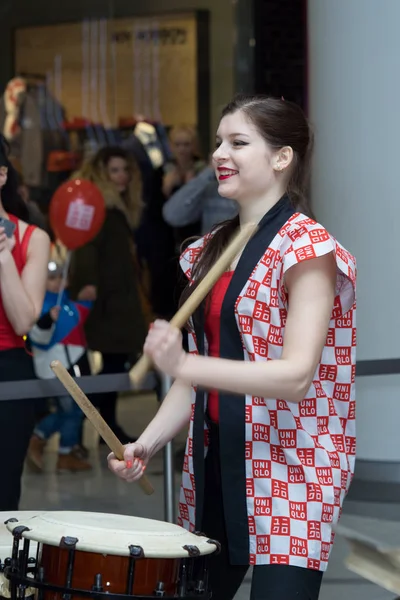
176;196;356;572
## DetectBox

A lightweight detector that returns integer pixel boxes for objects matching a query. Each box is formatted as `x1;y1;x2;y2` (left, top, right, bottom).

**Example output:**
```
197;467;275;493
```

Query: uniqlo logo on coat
190;473;196;490
278;429;296;448
352;328;357;346
316;467;333;485
331;434;345;452
262;269;273;287
253;460;271;478
254;497;272;516
248;516;256;535
331;296;343;319
245;441;253;460
288;465;306;484
314;381;325;398
271;444;286;464
351;364;356;383
326;328;335;346
245;279;261;299
335;484;343;505
290;501;307;521
336;314;353;328
346;436;356;455
277;399;290;411
335;347;351;365
306;483;323;502
270;554;290;565
188;438;193;456
271;516;290;536
239;315;253;334
333;383;351;402
253;423;270;443
327;451;340;469
308;521;322;540
321;542;331;562
270;288;279;307
179;502;189;521
290;537;308;557
253;301;270;323
319;364;338;382
309;228;330;244
299;399;317;417
246;478;255;497
253;336;268;357
268;325;283;346
308;559;320;570
256;535;270;554
322;503;334;523
295;244;316;262
184;488;195;507
183;455;189;472
288;225;308;242
317;416;329;435
269;410;278;428
261;247;276;267
336;245;349;264
245;405;252;423
272;479;289;499
348;399;356;420
252;396;265;406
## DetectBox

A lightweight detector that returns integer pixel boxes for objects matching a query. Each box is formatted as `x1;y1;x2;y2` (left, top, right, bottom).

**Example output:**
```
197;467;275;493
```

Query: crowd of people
0;95;356;600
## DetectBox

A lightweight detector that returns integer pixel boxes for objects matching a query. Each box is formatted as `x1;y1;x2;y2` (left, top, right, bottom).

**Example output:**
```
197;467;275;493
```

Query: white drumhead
6;512;218;559
0;512;41;557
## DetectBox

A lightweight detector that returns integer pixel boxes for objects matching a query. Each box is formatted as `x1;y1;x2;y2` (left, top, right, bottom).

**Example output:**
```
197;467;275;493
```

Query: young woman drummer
108;95;357;600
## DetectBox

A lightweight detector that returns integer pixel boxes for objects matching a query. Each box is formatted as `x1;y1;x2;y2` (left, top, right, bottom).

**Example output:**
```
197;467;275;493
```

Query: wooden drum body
5;512;219;599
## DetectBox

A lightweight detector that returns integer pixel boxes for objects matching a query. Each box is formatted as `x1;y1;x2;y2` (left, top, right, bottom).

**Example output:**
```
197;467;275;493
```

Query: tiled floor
17;392;400;600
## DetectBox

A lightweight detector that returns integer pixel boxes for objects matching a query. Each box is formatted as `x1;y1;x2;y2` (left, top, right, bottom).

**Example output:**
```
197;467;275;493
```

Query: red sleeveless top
204;271;234;423
0;215;36;351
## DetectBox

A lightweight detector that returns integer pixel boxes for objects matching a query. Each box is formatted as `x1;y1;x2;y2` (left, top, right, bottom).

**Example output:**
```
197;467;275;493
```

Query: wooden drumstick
50;360;154;496
129;221;258;386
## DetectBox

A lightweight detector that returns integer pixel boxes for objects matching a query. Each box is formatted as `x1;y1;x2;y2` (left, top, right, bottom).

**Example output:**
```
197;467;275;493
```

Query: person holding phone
0;135;50;510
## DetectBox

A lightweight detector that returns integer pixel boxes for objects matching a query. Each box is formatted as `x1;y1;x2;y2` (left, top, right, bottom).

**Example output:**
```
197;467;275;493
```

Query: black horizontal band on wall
0;358;397;402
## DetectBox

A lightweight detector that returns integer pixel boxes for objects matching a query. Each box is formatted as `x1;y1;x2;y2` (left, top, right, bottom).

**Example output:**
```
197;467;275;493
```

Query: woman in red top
0;136;50;509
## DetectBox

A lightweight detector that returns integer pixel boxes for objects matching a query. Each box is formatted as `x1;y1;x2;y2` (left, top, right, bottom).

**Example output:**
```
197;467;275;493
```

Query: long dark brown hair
181;94;314;311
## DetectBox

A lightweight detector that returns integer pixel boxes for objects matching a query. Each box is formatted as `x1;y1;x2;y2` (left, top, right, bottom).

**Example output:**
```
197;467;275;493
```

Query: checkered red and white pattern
177;214;356;572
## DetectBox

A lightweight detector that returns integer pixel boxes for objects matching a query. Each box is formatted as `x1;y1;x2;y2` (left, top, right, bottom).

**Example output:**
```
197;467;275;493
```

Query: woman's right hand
107;442;150;483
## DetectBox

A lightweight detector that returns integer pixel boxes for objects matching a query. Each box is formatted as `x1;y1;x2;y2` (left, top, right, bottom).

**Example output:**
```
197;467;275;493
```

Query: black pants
92;353;130;429
0;348;37;510
201;423;323;600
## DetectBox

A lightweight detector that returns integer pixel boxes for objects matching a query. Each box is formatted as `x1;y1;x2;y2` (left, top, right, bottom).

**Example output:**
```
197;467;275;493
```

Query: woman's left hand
143;320;187;378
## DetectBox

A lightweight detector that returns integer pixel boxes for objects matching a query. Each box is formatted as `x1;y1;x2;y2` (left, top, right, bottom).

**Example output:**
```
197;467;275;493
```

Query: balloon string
56;250;72;308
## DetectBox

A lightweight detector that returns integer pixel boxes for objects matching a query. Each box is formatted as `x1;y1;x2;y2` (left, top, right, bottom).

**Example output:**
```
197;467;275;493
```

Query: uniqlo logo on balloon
253;460;271;478
184;488;195;507
278;429;296;448
246;478;255;497
308;521;322;540
253;300;270;323
306;483;323;502
179;502;189;521
290;537;308;557
252;423;270;443
299;399;317;417
245;441;253;460
322;503;334;523
254;497;272;516
333;383;351;402
290;501;307;521
245;405;252;423
335;347;351;366
271;444;286;464
239;315;253;334
271;516;290;536
66;200;94;231
319;364;338;382
253;336;268;357
326;328;335;346
288;465;305;484
310;228;330;244
245;279;261;299
256;535;270;554
295;244;316;262
272;479;289;499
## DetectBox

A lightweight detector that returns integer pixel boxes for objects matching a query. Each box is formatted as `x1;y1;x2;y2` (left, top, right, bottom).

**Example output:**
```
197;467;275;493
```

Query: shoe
57;452;92;472
26;435;46;471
